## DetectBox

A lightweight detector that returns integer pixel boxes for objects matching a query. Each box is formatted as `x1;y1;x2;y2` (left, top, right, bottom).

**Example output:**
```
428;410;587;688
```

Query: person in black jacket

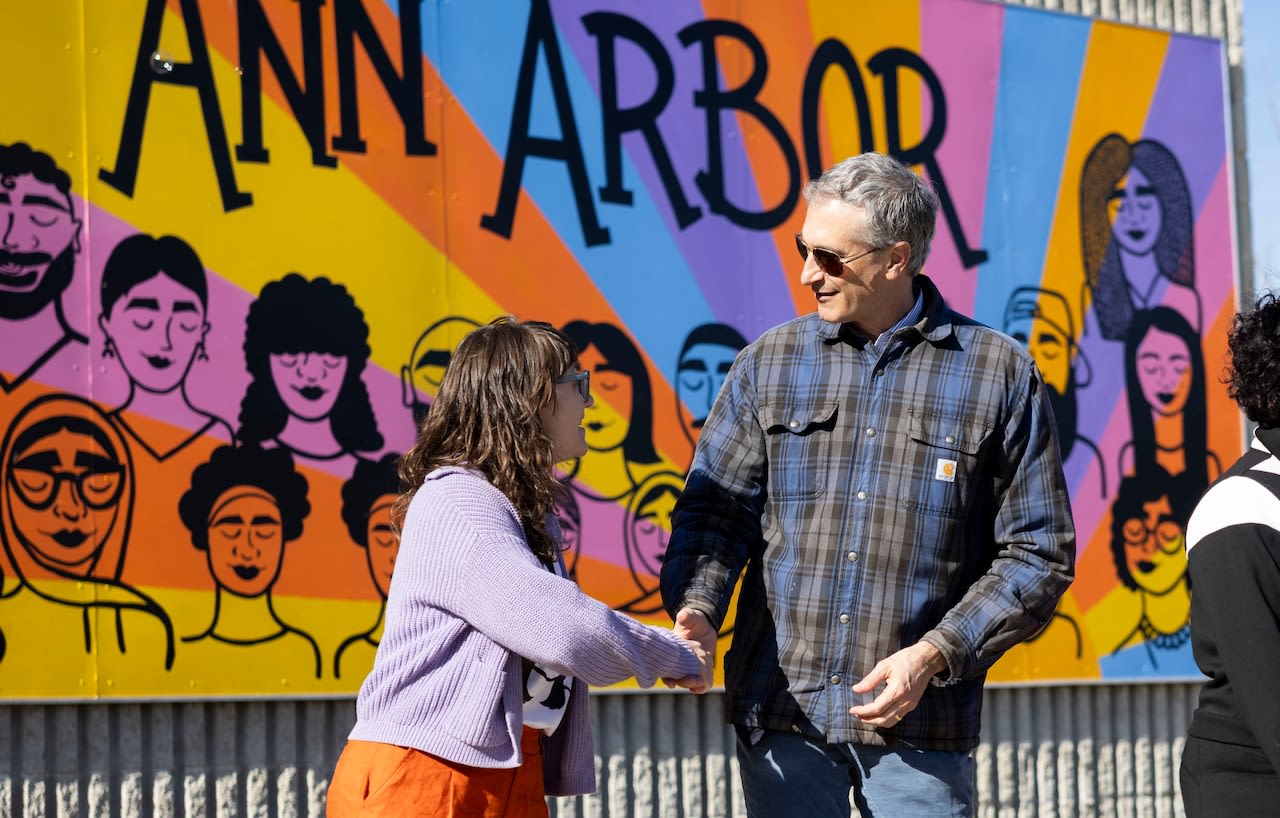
1181;292;1280;817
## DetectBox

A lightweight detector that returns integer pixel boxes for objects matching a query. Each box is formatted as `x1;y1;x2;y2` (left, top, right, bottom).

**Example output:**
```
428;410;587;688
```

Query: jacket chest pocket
899;408;991;518
760;402;838;501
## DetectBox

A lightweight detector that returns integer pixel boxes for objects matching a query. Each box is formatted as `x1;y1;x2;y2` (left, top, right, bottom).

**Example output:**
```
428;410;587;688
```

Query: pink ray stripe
38;201;418;477
918;0;1004;315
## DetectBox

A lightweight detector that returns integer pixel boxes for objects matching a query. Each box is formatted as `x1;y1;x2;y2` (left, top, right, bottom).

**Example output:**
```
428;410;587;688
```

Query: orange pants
327;728;549;817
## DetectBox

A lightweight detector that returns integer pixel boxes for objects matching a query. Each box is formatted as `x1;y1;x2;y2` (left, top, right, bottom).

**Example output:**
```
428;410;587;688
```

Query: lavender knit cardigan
347;467;701;796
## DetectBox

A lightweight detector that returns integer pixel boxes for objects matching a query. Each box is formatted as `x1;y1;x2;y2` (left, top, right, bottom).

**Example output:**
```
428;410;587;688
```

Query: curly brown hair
395;316;575;565
1227;292;1280;427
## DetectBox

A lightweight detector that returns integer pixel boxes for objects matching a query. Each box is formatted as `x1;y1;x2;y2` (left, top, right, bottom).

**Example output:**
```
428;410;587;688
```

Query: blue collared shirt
661;275;1075;751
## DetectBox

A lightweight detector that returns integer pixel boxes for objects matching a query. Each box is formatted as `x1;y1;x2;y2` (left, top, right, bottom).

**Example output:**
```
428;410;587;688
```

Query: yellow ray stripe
808;0;923;160
76;5;505;380
1040;22;1169;323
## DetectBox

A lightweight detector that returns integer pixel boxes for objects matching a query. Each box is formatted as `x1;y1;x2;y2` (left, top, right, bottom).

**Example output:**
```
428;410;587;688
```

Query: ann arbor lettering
100;0;434;212
100;0;985;267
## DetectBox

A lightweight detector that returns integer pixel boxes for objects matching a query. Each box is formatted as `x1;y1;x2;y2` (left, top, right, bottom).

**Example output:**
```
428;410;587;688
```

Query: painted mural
0;0;1239;698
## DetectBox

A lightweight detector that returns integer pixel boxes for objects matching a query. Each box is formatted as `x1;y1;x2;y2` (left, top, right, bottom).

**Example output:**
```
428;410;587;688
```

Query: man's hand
847;641;947;727
662;606;717;693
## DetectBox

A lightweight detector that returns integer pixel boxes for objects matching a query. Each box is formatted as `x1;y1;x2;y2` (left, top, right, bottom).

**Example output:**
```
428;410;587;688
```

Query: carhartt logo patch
935;459;957;482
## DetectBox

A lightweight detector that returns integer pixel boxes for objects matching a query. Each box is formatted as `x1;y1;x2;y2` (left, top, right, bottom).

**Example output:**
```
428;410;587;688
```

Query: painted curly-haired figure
0;141;86;392
238;273;383;463
178;444;320;680
1102;465;1200;679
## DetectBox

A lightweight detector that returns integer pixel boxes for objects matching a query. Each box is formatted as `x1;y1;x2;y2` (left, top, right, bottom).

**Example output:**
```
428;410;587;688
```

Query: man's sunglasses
557;370;591;402
794;233;884;277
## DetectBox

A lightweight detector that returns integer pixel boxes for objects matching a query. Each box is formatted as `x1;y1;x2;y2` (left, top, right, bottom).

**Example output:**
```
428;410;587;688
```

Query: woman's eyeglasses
557;370;591;402
9;465;125;511
1121;517;1183;550
794;233;883;277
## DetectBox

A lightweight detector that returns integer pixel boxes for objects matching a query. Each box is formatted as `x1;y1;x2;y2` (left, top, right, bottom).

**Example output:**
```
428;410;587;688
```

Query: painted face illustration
0;173;80;320
1122;495;1185;596
100;273;208;393
1134;326;1192;417
269;352;348;420
401;317;480;408
627;482;679;578
1107;167;1163;256
206;487;285;598
365;493;399;598
676;342;739;445
7;426;124;574
1009;315;1072;396
579;344;632;453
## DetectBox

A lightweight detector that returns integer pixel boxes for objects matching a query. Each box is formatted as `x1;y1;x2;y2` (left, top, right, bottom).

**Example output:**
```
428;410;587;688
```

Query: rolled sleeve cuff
921;629;966;685
675;591;725;632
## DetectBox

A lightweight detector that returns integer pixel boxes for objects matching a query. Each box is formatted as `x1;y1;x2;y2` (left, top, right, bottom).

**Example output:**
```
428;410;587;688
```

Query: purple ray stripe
549;0;798;340
1141;34;1227;216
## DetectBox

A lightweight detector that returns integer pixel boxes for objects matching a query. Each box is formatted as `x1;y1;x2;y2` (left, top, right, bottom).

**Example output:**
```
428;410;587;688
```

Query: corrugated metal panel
0;686;1203;818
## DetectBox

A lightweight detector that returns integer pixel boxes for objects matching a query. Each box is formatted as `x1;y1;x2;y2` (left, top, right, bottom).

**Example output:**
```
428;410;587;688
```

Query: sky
1244;0;1280;294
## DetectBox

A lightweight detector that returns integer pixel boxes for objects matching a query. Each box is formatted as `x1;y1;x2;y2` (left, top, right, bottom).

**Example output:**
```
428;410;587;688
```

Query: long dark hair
238;274;383;454
1080;135;1194;341
396;317;574;565
1124;307;1208;493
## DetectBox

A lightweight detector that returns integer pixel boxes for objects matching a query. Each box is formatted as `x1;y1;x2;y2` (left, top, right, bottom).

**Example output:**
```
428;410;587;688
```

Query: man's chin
815;303;852;324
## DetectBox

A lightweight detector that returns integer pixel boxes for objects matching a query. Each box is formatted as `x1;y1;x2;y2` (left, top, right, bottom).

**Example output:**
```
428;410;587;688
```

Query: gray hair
804;153;939;276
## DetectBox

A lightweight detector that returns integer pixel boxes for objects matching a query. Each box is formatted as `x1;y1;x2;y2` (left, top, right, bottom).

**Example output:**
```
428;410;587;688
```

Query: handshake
662;607;717;694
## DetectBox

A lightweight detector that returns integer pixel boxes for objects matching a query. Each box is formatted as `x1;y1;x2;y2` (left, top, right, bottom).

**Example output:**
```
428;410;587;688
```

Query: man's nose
799;256;825;287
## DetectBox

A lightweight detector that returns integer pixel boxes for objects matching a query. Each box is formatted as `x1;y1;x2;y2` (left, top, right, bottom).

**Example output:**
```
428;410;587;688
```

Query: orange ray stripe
701;0;816;317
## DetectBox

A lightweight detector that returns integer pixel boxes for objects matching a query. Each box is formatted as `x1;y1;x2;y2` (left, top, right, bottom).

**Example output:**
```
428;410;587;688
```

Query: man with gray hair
661;153;1075;817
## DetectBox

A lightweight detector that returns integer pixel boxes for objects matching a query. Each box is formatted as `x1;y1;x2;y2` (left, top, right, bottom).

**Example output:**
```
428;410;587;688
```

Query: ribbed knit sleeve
405;470;702;688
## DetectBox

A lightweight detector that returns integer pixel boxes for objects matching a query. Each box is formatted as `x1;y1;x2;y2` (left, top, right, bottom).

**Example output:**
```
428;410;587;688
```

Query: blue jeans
735;727;975;818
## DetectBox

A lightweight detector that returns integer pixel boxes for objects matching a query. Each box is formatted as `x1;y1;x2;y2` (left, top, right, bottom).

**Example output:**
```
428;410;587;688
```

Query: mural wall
0;0;1239;698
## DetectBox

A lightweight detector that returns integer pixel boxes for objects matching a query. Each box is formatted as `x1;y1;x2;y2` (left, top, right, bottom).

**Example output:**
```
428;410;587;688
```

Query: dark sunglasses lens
578;373;590;401
812;248;841;275
797;235;840;275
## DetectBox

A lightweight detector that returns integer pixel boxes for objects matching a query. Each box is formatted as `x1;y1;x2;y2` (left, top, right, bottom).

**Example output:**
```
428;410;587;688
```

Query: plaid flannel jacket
661;275;1075;752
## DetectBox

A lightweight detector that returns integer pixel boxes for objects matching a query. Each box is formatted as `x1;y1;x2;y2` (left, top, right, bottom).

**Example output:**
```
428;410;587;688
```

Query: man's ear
884;241;913;280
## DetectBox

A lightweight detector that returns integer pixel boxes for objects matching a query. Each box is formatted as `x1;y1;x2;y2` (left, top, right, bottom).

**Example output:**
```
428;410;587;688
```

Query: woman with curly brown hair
1181;292;1280;816
326;317;707;818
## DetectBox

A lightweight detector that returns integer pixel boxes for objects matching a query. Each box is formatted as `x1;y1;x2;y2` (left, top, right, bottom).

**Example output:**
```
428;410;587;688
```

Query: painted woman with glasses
1100;467;1200;678
327;317;708;818
0;393;175;694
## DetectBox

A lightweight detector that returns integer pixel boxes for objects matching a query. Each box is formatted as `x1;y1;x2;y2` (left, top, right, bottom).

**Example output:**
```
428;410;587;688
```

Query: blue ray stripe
973;8;1092;330
411;0;718;372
